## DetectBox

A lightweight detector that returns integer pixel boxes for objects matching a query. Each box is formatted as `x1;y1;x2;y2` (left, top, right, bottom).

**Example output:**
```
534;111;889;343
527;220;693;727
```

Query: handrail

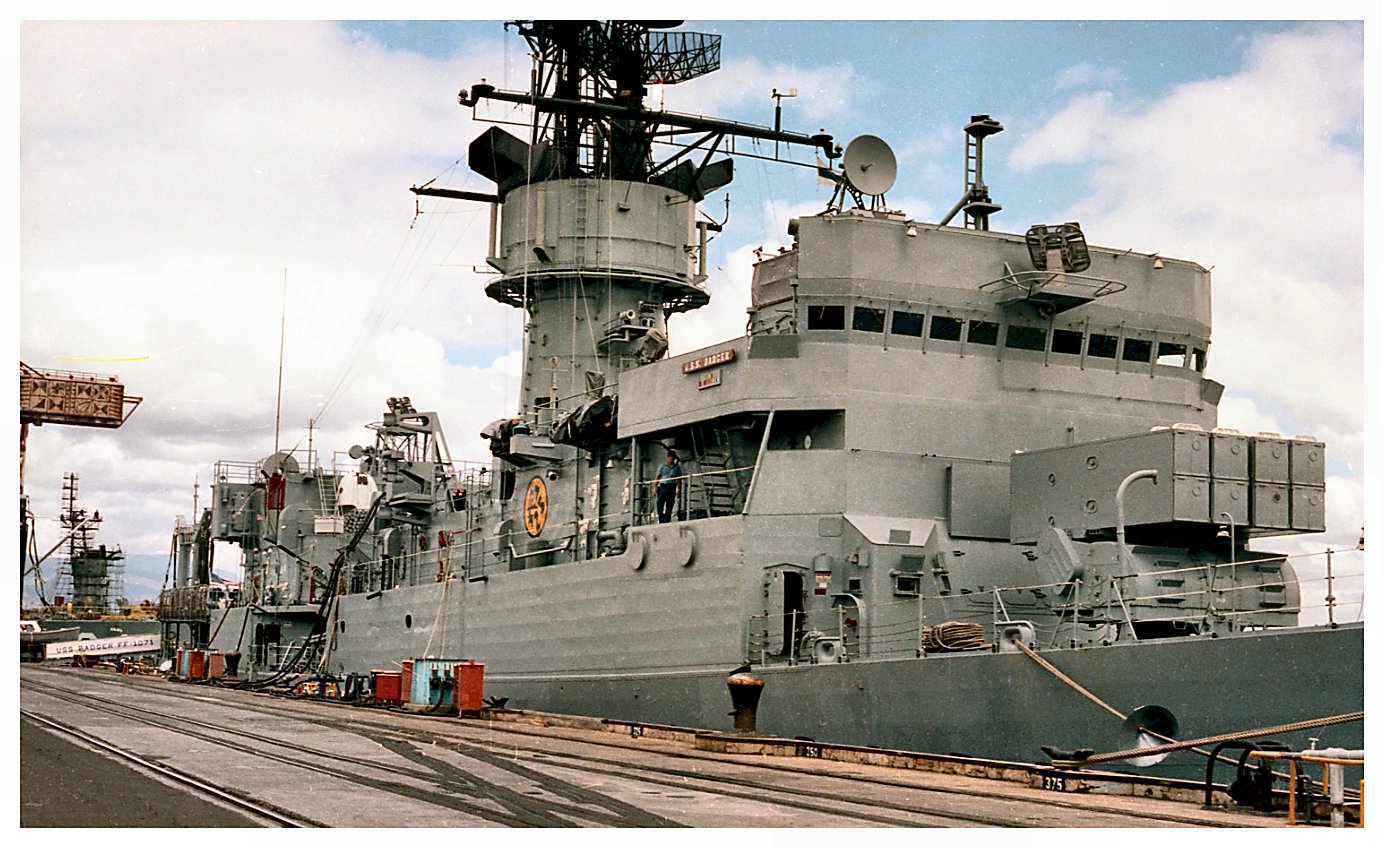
979;269;1128;299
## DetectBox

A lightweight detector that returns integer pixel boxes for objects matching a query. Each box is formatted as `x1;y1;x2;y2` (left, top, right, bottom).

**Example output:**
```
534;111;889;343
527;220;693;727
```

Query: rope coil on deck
921;621;990;653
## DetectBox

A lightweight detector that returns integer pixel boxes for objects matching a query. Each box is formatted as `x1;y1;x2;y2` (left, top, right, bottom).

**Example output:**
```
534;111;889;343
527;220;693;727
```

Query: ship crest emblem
523;476;548;537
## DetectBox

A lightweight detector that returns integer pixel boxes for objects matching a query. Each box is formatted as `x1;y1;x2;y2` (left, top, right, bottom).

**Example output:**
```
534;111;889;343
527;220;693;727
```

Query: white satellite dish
842;134;897;196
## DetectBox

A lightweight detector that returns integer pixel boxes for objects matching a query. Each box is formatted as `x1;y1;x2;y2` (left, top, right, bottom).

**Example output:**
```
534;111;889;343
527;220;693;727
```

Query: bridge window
891;310;924;337
1088;333;1118;358
1005;325;1047;351
1051;329;1084;355
1157;341;1188;367
807;304;845;329
929;316;963;341
1122;338;1152;362
1193;347;1207;371
852;306;885;333
967;320;999;345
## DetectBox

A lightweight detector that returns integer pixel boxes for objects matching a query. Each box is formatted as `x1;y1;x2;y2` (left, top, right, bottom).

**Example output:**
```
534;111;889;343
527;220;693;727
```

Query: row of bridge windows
804;304;1206;371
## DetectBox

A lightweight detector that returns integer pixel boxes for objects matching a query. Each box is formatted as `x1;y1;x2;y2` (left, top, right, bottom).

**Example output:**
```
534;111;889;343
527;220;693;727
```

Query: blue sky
14;17;1373;617
345;20;1331;218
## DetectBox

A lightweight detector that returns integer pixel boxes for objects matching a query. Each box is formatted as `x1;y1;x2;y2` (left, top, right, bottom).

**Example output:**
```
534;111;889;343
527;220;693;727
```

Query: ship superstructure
161;21;1362;781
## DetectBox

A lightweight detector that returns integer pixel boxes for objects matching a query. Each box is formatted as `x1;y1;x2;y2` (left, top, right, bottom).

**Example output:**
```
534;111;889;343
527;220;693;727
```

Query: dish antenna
823;134;897;212
842;135;897;197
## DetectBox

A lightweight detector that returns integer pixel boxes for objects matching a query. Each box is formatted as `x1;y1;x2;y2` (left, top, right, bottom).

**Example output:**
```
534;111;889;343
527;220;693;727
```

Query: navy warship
159;21;1362;780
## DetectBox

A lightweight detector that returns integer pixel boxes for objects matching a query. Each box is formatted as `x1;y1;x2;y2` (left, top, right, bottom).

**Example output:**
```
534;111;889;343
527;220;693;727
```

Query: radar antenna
824;134;897;212
435;21;836;200
938;114;1003;230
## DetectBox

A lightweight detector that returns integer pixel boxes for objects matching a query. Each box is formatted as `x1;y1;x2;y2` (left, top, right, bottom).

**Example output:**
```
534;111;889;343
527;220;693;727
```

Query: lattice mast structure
416;21;837;423
56;472;125;615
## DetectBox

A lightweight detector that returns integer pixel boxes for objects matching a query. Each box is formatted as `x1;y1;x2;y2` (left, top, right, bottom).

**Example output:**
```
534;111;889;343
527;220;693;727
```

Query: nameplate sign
682;349;736;373
45;633;161;660
697;370;722;390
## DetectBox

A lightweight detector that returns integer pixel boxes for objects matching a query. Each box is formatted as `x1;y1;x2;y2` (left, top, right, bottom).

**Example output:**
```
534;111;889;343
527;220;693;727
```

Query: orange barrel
401;659;414;703
208;652;226;679
188;649;207;680
175;648;185;677
372;670;403;704
454;661;485;714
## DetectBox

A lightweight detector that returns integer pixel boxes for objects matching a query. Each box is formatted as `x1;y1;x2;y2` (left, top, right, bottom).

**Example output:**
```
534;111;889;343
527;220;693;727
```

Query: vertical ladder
315;469;338;518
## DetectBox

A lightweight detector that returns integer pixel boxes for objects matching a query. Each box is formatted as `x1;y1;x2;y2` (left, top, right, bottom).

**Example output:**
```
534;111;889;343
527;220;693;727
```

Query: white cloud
1007;91;1115;170
19;21;519;558
670;193;832;356
668;56;860;127
1054;62;1122;91
1007;23;1365;537
17;19;1371;607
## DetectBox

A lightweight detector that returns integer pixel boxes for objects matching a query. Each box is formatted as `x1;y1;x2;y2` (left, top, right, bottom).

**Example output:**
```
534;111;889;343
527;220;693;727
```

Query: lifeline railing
1249;749;1365;827
737;547;1365;667
634;464;758;525
237;499;1363;633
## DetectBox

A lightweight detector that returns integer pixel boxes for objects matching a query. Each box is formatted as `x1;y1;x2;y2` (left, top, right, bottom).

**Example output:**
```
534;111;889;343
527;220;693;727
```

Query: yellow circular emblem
523;476;548;537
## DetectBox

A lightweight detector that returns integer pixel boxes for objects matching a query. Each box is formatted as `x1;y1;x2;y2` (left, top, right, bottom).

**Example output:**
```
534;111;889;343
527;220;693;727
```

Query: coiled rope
920;621;989;653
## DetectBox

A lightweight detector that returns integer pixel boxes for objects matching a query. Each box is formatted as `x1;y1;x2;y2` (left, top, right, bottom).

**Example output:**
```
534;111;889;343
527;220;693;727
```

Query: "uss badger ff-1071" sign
682;349;735;373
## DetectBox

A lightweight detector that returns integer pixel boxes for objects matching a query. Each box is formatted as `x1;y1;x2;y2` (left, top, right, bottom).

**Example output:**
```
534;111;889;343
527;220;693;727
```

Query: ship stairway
688;429;746;518
315;469;338;516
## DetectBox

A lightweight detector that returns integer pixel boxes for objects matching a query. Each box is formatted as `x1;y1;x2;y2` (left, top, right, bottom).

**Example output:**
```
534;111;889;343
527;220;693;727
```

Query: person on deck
652;450;683;524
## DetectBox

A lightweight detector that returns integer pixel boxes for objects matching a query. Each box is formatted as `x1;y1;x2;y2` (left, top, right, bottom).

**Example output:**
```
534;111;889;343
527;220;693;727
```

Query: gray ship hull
178;20;1362;792
478;623;1363;781
208;515;1362;781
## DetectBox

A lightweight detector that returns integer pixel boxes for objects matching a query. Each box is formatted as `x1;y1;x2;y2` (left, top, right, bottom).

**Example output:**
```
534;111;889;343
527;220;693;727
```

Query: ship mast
415;21;838;430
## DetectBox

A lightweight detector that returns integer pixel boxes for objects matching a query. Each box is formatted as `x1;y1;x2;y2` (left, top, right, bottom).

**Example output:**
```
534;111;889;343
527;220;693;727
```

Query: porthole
405;614;413;629
339;621;346;633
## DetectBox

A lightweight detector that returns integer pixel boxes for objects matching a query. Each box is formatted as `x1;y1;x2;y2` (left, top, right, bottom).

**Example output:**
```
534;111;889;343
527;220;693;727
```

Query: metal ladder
689;428;744;518
315;468;338;518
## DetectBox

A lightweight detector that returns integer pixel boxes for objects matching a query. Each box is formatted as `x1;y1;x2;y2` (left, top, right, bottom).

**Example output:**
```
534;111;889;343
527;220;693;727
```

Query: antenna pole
274;269;287;457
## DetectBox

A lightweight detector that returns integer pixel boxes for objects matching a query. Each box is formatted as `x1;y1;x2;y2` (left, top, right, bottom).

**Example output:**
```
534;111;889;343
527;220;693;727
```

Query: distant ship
159;21;1362;782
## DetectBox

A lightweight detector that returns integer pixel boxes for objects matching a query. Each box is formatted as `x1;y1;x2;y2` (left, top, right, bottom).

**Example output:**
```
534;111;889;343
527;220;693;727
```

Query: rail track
19;708;317;827
20;666;1268;827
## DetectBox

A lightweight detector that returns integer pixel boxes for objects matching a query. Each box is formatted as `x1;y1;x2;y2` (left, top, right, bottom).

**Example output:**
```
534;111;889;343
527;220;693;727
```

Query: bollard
1330;761;1345;827
726;670;765;733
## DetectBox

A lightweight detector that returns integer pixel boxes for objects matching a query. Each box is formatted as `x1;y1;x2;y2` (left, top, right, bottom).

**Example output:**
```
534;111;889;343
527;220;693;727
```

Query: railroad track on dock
21;667;1260;827
22;673;675;827
19;709;317;827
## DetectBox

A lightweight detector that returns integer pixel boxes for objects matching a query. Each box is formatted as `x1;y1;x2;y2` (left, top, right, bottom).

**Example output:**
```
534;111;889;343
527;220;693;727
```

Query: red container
372;670;403;704
400;659;413;703
454;661;485;714
188;650;207;680
208;652;226;679
175;648;184;677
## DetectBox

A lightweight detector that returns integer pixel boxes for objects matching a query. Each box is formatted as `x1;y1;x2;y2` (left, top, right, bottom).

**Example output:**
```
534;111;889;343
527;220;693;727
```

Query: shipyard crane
18;362;141;607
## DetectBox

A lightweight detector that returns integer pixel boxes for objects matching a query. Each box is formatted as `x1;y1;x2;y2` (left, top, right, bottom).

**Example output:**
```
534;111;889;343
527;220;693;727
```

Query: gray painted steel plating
175;21;1361;783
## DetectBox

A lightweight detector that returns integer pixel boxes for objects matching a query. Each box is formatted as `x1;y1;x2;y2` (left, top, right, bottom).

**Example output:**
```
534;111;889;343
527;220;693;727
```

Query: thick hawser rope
1009;637;1362;780
1052;712;1365;768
